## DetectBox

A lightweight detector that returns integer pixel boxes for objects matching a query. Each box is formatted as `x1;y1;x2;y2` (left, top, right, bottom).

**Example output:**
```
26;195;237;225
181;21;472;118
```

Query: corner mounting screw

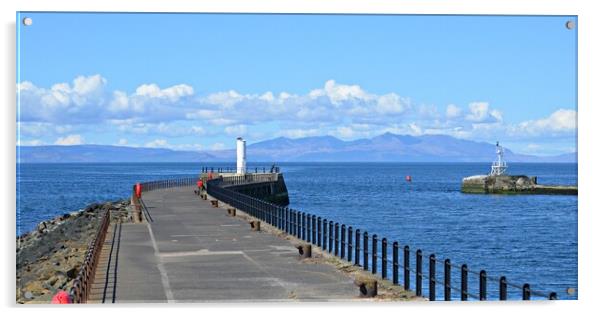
566;20;575;30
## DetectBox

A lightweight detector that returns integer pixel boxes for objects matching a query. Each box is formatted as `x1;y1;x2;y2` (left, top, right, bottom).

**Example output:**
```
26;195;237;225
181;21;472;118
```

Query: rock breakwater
16;200;130;304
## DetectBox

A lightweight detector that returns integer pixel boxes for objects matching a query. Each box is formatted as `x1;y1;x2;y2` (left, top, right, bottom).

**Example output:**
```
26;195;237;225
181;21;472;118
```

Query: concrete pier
89;186;364;303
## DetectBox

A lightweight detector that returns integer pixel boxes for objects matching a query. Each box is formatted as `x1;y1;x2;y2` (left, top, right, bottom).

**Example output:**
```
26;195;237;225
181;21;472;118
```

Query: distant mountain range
17;133;577;163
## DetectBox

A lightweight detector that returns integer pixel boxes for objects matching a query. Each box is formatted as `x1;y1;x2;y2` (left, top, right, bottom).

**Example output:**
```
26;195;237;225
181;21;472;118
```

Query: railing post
429;254;436;301
416;249;423;297
322;220;328;250
329;221;334;253
278;207;283;230
312;215;316;244
382;238;388;279
480;270;487;301
334;223;339;256
306;213;311;242
522;284;531;300
340;224;346;259
392;242;399;285
499;276;507;300
444;259;451;301
289;209;293;234
297;212;302;239
302;213;308;242
286;208;290;234
372;234;378;275
461;264;468;301
363;232;369;271
347;226;353;262
317;217;322;247
355;229;360;266
404;245;410;290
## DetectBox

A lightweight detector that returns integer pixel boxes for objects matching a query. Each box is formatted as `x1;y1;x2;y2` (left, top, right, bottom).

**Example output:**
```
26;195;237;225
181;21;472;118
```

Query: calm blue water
16;162;577;300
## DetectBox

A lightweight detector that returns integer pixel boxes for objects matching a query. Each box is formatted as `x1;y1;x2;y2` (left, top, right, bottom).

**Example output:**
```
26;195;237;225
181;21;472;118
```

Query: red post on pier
135;182;142;198
51;290;72;304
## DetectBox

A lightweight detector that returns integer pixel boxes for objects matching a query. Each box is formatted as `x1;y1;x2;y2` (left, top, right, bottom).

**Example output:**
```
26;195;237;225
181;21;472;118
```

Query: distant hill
17;134;577;163
17;145;216;163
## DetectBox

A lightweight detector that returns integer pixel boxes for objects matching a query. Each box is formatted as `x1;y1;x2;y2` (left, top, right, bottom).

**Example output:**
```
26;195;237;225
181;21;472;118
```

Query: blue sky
16;13;577;155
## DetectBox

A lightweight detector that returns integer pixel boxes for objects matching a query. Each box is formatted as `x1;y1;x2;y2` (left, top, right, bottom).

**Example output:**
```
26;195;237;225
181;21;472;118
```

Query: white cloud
224;124;247;136
278;128;322;139
54;134;84;145
314;80;370;105
336;126;355;139
110;121;213;138
185;109;219;120
191;126;206;135
134;83;194;101
333;124;376;139
145;139;168;148
17;139;45;146
72;75;106;95
446;104;462;119
209;118;237;126
191;80;412;127
18;75;108;123
168;143;204;151
465;102;503;123
18;122;74;137
17;75;577;151
510;109;576;136
117;138;128;146
376;93;411;114
418;104;440;119
109;91;130;112
211;142;226;150
204;90;244;108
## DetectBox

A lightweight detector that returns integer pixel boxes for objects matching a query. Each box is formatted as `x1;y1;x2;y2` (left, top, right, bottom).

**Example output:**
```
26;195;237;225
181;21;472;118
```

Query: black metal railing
139;178;199;192
201;166;280;174
69;208;111;303
217;174;279;186
206;177;558;301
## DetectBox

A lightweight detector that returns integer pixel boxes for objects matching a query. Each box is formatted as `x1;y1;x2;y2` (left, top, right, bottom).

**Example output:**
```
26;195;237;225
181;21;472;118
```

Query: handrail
69;208;111;303
206;176;560;301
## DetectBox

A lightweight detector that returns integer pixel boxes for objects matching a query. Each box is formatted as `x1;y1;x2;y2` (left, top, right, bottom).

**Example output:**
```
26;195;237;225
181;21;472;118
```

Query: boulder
37;222;47;234
66;267;78;279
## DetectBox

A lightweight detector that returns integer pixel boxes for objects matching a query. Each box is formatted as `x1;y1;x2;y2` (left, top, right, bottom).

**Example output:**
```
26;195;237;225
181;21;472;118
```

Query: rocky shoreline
16;200;131;304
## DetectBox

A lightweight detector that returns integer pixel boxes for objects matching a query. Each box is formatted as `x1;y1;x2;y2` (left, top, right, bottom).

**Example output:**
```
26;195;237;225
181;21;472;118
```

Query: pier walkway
91;186;358;303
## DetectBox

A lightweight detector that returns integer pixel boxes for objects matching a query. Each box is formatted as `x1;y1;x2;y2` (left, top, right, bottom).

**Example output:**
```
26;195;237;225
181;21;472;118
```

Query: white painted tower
236;137;247;174
490;141;507;176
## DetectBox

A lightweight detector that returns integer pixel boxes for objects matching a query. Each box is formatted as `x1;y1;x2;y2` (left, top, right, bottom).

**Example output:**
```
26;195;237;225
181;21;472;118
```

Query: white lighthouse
490;141;508;176
236;137;247;175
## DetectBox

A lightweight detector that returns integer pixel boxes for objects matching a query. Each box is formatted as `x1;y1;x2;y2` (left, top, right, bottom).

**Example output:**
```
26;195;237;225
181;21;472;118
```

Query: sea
16;162;578;300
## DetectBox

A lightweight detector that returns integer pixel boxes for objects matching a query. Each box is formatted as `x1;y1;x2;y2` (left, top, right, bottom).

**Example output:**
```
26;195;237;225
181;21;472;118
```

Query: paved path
93;186;358;303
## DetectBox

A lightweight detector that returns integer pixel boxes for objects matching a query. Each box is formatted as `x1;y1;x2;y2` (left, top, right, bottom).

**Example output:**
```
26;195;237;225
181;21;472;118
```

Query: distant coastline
16;133;577;163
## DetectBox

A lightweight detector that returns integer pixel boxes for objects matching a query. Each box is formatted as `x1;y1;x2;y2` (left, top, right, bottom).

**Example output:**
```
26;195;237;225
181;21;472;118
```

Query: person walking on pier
196;179;204;195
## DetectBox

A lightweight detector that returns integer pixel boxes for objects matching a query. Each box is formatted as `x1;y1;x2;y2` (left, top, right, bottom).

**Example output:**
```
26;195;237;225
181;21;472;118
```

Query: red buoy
405;175;412;182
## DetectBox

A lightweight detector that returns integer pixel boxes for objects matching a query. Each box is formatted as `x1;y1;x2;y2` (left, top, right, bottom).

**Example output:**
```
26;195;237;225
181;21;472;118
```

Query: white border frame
3;1;600;315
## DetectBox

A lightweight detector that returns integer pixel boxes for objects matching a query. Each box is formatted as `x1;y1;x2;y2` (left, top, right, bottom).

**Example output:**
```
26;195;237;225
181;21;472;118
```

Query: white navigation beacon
236;137;247;175
490;141;507;176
